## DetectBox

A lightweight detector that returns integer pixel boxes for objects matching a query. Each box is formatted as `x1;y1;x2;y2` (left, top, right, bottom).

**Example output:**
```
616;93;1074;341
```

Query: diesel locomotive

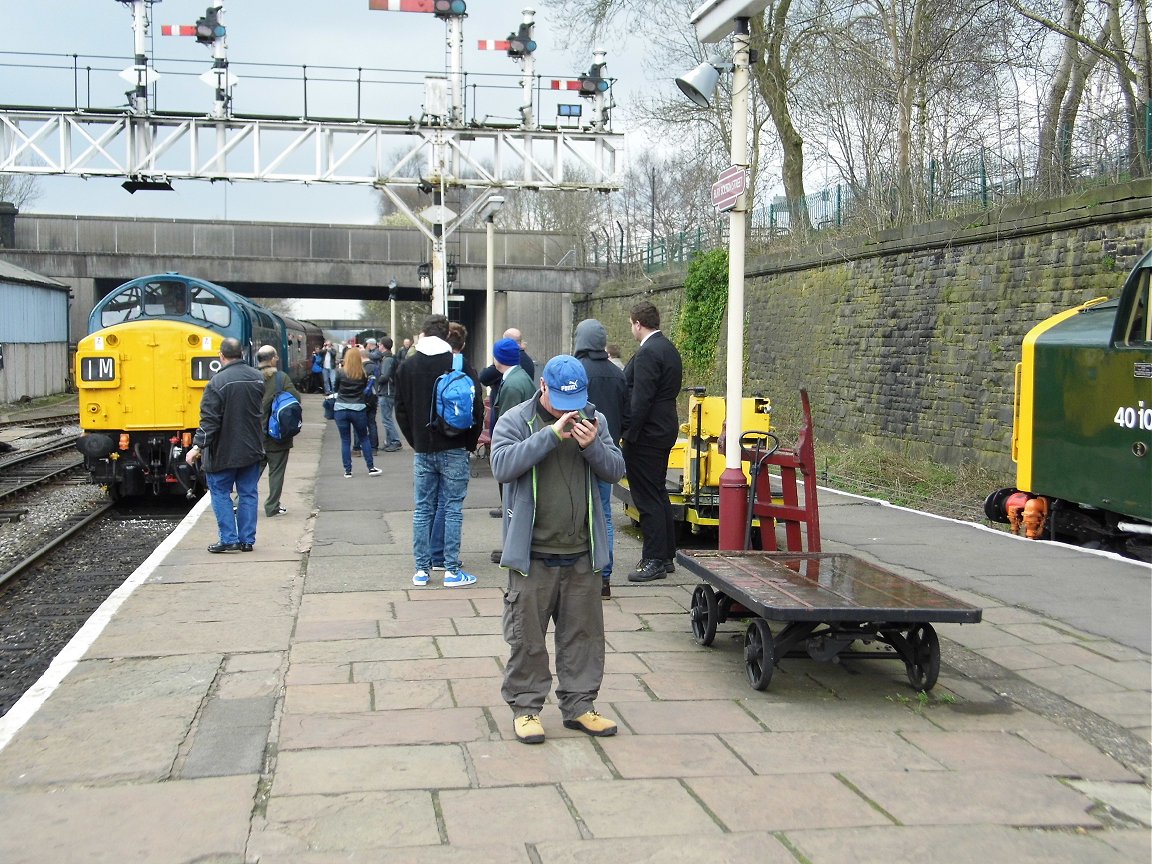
74;273;323;500
985;249;1152;561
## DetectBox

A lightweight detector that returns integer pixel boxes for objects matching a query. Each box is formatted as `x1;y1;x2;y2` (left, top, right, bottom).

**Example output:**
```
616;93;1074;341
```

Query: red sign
711;165;748;212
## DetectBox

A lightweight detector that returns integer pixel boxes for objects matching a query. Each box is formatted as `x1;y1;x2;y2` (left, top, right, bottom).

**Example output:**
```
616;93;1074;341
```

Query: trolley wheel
743;618;776;690
905;622;940;691
690;584;719;646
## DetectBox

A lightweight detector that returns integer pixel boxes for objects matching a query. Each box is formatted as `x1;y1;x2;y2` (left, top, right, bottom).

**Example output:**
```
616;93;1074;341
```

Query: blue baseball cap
542;354;588;411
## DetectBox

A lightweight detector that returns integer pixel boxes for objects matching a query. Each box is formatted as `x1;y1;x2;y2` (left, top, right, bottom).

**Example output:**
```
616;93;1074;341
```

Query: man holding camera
490;355;625;745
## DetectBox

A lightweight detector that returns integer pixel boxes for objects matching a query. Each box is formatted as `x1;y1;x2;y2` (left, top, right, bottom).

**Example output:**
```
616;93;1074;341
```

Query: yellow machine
617;389;773;533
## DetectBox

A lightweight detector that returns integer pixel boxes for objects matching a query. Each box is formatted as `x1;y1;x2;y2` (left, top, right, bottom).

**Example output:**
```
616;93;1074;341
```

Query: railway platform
0;393;1148;863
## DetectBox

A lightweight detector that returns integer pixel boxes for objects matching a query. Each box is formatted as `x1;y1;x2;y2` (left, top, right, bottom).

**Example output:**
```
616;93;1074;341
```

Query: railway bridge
0;210;601;355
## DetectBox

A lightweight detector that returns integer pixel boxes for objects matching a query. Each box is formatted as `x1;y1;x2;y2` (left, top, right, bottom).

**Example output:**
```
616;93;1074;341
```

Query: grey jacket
490;393;625;576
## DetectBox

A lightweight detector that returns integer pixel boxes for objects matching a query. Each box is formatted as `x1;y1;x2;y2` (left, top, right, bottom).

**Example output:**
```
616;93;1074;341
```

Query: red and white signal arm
550;80;582;91
478;40;511;51
368;0;434;11
160;25;197;36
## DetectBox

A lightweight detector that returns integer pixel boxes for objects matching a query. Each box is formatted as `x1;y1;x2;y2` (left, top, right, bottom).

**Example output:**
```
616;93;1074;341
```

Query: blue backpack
268;372;303;441
428;354;475;437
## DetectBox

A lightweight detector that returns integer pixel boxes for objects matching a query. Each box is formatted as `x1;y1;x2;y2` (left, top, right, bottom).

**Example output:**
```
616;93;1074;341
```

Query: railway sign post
684;0;770;550
711;165;748;212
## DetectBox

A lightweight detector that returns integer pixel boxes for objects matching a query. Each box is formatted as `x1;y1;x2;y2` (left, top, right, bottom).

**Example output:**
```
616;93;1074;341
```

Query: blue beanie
493;337;520;366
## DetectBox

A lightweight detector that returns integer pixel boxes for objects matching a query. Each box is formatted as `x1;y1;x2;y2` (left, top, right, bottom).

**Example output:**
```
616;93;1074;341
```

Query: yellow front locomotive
75;320;222;500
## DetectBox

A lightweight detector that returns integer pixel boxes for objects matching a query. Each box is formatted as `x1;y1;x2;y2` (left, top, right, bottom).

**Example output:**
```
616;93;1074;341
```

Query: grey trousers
501;554;605;721
263;448;290;516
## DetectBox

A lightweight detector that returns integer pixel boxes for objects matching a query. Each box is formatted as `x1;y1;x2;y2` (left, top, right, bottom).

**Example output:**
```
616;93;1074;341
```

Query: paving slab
786;823;1135;864
273;744;471;795
439;785;582;845
0;776;256;864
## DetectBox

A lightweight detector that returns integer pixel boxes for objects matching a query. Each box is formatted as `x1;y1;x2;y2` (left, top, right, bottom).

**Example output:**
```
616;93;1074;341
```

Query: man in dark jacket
186;337;265;553
395;314;484;588
622;301;683;582
376;337;403;451
574;318;627;598
257;345;300;518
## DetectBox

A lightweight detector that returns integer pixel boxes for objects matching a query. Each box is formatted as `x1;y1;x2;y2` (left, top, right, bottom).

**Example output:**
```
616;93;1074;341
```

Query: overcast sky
7;0;658;225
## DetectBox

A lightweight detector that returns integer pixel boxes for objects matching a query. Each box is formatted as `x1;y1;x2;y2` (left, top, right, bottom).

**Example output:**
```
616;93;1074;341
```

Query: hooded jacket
192;358;265;472
394;335;483;453
574;318;627;442
489;393;625;576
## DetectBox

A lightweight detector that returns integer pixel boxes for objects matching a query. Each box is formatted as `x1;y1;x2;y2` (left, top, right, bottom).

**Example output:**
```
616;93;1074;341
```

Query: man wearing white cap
490;355;625;745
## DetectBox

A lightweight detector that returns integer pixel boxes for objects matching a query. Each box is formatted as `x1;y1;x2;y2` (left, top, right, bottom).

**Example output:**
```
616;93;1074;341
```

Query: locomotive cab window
189;285;231;328
1119;268;1150;345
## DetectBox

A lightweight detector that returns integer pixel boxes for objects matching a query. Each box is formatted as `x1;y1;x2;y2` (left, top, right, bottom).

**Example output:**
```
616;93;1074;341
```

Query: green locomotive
986;249;1151;561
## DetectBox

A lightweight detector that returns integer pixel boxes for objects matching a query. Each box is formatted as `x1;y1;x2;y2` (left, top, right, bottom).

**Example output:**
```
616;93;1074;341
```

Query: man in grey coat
186;337;265;553
490;355;625;745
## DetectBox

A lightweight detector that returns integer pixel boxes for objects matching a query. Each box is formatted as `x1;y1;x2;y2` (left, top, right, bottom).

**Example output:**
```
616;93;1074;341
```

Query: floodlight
122;175;174;193
675;62;721;108
477;195;505;222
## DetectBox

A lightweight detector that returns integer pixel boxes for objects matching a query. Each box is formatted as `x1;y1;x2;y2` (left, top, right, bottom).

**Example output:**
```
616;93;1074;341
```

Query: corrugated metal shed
0;259;69;343
0;258;70;402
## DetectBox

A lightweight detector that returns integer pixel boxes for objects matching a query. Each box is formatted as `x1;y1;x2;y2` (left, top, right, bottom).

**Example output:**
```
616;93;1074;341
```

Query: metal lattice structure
0;109;624;190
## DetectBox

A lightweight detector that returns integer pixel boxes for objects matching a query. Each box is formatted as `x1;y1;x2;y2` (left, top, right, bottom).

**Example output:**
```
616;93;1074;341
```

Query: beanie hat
493;337;521;366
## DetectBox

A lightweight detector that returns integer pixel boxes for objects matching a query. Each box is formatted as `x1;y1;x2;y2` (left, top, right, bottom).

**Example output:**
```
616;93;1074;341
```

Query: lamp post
387;278;397;345
677;0;766;550
478;195;505;352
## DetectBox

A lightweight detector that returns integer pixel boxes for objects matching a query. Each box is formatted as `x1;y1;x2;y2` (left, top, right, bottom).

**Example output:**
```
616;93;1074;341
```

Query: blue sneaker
443;569;477;588
412;570;429;587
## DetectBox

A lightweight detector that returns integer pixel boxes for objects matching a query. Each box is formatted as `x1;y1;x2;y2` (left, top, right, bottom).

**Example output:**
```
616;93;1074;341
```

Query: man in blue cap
490;355;625;745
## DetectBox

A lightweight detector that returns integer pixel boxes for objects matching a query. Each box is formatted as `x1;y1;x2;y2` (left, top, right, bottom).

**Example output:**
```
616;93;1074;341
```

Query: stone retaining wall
575;181;1152;472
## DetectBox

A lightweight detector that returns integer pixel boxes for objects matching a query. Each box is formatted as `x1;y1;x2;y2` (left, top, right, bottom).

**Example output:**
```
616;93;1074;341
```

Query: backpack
428;354;475;437
267;372;303;441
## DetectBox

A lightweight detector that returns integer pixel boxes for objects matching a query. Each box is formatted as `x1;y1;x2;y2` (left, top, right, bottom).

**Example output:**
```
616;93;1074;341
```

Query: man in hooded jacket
574;318;627;598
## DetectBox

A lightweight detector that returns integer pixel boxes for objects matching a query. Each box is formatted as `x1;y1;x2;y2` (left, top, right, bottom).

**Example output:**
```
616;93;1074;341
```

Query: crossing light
578;62;610;97
507;23;536;56
195;6;225;45
432;0;466;18
446;261;459;284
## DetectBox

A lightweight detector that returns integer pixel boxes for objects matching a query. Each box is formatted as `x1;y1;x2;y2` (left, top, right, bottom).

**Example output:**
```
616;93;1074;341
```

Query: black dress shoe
207;543;240;553
489;509;503;518
239;543;254;552
663;558;677;573
627;559;667;582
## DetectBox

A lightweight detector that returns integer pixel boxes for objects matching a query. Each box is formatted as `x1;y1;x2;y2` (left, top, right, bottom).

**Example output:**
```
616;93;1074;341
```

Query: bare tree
0;174;41;209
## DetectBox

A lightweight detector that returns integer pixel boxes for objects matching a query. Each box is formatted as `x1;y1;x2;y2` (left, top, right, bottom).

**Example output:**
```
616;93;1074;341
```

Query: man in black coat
186;337;265;553
621;301;683;582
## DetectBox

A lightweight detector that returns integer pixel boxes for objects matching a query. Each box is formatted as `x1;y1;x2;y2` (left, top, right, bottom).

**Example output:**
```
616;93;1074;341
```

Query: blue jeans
412;449;470;573
430;496;446;568
334;408;376;473
206;462;262;545
354;401;379;452
598;479;615;583
379;394;402;447
323;368;337;394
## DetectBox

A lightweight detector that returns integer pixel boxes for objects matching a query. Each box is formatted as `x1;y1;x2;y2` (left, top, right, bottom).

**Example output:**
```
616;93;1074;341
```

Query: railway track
0;412;79;434
0;501;113;588
0;441;85;502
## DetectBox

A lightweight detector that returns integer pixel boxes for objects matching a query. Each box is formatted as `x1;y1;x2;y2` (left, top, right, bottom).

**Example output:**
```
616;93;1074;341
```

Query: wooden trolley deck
678;550;983;691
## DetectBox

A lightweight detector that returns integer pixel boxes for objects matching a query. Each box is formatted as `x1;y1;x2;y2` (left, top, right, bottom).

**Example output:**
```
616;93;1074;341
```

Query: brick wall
575;181;1152;472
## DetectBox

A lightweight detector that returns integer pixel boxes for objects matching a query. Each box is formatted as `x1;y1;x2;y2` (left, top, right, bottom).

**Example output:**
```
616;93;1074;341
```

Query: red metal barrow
678;550;983;692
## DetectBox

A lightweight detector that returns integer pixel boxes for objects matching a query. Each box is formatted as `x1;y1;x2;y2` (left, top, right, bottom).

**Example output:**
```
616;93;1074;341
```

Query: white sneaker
412;570;429;587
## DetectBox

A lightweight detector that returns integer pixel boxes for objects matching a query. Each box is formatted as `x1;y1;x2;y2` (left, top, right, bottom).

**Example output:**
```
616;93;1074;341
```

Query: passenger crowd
194;301;682;746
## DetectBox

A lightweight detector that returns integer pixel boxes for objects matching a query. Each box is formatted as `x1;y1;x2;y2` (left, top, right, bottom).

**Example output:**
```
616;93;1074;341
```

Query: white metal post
129;0;149;114
718;17;752;549
520;8;536;129
447;15;464;126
